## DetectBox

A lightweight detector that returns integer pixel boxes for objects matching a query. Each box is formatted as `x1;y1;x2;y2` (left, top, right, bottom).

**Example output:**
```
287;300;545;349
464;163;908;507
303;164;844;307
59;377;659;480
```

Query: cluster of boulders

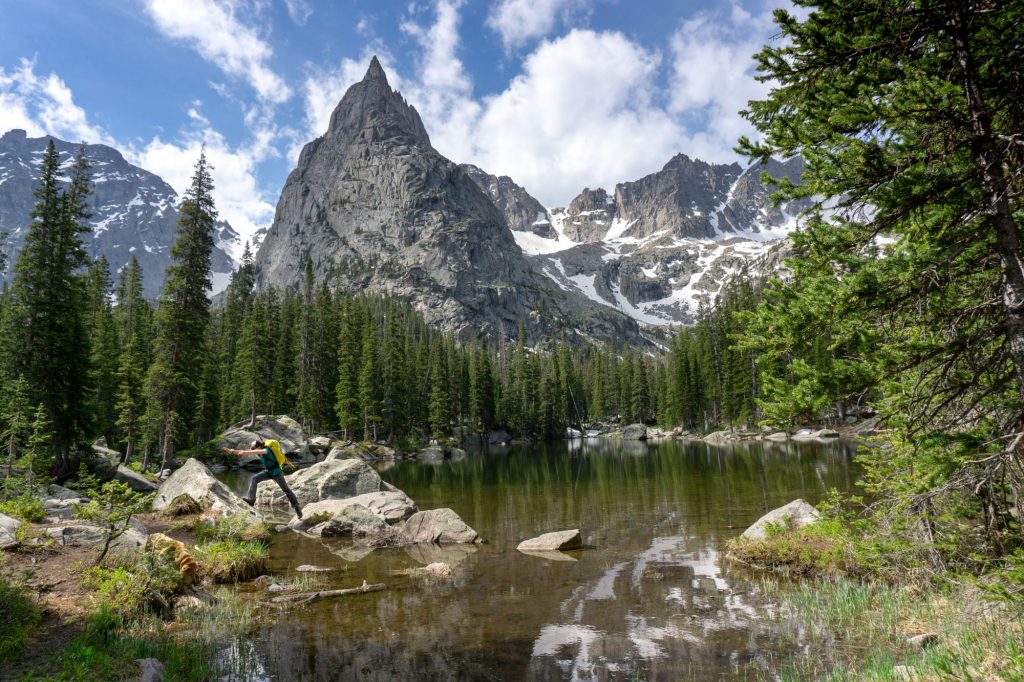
703;428;841;444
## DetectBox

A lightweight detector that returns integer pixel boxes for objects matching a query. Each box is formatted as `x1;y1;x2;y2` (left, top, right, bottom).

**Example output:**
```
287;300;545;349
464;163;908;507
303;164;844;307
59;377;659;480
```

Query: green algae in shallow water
217;438;861;680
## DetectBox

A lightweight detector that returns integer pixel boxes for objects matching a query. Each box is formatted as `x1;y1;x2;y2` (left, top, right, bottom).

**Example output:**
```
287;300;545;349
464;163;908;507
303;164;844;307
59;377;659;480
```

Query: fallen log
269;580;385;604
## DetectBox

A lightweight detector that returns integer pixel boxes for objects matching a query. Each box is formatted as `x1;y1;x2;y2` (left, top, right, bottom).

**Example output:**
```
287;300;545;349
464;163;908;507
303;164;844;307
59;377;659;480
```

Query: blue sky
0;0;787;251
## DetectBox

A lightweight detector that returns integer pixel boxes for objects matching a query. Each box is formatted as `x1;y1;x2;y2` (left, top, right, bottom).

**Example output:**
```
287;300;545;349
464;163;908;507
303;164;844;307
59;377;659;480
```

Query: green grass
0;573;42;667
193;540;268;582
191;512;273;543
762;576;1024;681
727;518;869;577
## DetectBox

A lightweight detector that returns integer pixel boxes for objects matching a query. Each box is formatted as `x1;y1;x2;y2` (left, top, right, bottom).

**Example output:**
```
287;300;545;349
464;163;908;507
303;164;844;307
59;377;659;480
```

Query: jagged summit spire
364;55;388;84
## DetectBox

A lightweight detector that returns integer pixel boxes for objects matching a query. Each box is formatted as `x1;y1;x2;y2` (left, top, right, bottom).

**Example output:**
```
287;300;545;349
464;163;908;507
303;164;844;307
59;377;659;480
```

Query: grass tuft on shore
727;518;870;578
765;576;1023;681
193;540;268;583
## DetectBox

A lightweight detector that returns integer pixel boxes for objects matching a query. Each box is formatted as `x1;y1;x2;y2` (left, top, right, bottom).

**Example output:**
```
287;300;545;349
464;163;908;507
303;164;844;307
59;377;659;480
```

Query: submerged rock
416;446;446;463
398;508;481;545
152;458;260;519
135;657;165;682
517;529;583;552
740;499;821;540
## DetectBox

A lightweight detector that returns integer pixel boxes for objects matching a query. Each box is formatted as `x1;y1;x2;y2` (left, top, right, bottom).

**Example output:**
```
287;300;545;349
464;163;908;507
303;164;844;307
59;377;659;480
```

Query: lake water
219;437;860;681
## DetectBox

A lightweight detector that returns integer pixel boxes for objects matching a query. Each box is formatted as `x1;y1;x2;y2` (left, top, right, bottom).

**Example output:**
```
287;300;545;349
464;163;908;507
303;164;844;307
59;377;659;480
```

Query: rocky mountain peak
323;57;430;149
364;55;388;83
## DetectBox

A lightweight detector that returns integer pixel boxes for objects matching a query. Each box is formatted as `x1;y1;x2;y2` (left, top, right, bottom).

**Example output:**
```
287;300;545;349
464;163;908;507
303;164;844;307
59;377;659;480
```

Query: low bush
83;552;185;620
0;494;47;523
727;518;870;578
193;540;268;583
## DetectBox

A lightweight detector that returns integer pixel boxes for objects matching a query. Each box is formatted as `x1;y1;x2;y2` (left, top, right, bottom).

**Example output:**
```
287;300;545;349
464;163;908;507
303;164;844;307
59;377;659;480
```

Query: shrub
0;495;46;523
74;469;153;563
193;540;268;583
727;519;869;577
83;552;185;619
0;575;41;667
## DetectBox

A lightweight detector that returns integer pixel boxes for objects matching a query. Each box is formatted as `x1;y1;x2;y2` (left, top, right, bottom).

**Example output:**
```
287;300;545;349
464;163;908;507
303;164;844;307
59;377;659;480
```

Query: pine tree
1;142;93;475
428;339;451;437
358;321;381;441
218;242;254;425
1;376;31;482
86;257;121;445
146;150;217;467
114;257;150;464
335;298;364;440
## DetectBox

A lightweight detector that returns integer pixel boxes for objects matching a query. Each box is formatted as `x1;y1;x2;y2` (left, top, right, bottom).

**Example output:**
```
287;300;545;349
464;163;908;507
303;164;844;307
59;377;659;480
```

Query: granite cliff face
459;164;553;238
254;58;643;345
0;129;237;297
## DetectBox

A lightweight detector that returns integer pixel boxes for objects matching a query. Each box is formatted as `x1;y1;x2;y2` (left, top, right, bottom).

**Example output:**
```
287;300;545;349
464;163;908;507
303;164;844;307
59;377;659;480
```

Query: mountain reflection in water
218;437;859;681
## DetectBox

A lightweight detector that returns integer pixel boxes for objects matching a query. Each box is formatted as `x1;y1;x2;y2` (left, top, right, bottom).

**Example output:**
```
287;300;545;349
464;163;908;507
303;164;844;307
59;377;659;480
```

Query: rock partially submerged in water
153;458;260;519
300;502;392;538
398;508;481;544
517;529;582;552
740;499;821;540
256;458;388;508
622;424;647;441
791;428;840;441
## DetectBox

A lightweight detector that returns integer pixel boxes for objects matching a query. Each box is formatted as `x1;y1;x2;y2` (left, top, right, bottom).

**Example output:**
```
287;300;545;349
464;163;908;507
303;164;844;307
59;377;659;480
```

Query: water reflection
225;438;858;681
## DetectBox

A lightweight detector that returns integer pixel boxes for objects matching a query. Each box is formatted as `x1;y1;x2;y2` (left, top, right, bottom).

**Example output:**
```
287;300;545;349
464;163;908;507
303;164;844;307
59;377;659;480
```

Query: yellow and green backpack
264;439;296;471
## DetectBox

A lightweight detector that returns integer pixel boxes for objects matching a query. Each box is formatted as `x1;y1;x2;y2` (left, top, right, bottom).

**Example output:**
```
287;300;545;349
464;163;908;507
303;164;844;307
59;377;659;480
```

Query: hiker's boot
242;497;255;507
294;507;303;520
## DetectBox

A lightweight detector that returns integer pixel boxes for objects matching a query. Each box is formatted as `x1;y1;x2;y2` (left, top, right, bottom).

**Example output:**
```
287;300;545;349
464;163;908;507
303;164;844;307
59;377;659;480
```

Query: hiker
223;439;303;519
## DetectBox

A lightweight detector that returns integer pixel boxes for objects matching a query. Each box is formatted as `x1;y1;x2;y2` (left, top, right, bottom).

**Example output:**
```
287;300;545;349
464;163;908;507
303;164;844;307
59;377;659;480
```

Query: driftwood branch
269;581;385;605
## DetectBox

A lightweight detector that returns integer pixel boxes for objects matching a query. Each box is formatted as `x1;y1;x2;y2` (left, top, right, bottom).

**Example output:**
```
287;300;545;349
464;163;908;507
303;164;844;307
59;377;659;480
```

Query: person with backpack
223;439;303;518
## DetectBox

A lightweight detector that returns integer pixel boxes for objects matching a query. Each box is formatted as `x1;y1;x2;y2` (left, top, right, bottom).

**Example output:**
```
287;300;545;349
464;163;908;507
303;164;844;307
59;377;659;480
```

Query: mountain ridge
0;128;238;297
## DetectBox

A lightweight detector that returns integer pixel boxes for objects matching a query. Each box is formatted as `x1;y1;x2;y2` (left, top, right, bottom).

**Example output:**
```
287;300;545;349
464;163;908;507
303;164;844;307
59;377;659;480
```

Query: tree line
0;139;807;482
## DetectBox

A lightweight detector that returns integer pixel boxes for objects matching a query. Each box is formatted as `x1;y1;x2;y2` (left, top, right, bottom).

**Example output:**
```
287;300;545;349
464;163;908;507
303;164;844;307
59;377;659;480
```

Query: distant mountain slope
0;129;237;297
254;57;644;346
465;153;811;326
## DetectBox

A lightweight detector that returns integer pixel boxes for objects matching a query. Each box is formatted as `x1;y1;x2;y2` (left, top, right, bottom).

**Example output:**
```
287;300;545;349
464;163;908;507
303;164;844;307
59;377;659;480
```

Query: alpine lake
215;437;861;681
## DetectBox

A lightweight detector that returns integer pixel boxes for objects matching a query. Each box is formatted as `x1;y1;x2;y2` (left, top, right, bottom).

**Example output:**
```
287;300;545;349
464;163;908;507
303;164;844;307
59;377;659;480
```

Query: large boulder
299;490;417;527
216;415;306;455
416;446;446;463
308;504;390;538
517;529;582;552
741;499;821;540
90;442;121;480
398;508;480;544
41;485;90;520
255;458;387;508
44;517;148;550
704;430;738;444
325;444;372;462
488;430;511;445
152;459;260;519
622;424;648;441
0;512;22;550
115;465;158;493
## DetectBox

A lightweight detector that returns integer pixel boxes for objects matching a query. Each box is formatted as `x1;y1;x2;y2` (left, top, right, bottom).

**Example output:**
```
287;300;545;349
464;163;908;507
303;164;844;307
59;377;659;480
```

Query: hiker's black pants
246;471;301;512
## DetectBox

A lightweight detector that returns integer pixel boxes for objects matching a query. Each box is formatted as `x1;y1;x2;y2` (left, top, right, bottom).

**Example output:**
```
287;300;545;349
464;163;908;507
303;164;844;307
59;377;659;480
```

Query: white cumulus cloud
0;58;116;146
144;0;292;103
486;0;586;50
